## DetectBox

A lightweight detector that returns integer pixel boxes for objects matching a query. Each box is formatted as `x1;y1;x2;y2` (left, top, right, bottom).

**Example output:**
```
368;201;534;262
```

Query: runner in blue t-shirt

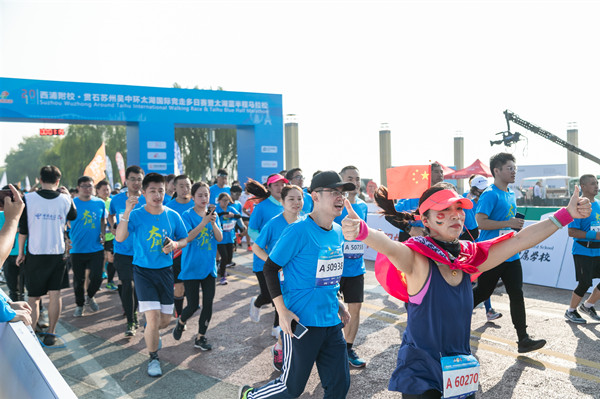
565;174;600;324
473;153;545;353
209;168;231;205
251;184;303;372
172;182;223;350
108;165;146;337
215;192;241;285
70;176;107;317
333;165;369;369
239;171;354;399
285;168;313;214
116;173;188;378
165;174;194;317
247;174;286;275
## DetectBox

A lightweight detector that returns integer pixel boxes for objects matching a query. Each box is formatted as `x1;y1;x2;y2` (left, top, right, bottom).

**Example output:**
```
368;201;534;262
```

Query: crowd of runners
1;151;599;399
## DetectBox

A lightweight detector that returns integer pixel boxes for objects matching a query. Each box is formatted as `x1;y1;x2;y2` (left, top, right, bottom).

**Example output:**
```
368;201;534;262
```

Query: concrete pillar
454;135;464;193
379;123;391;186
567;125;579;178
284;114;299;170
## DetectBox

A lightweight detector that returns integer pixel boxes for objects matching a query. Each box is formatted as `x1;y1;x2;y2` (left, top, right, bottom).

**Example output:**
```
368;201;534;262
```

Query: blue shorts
133;265;174;313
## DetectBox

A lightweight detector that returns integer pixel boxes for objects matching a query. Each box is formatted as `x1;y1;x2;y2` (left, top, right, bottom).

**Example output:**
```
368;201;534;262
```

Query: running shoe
147;359;162;377
87;296;99;312
73;306;84;317
172;318;185;341
194;336;212;351
105;282;118;291
236;234;242;245
486;308;503;321
133;312;139;329
579;303;600;321
218;277;228;285
102;271;108;279
249;296;261;323
43;334;57;347
565;309;586;324
125;323;136;337
247;245;253;252
348;348;366;368
238;385;254;399
517;336;546;353
272;345;283;372
226;262;236;268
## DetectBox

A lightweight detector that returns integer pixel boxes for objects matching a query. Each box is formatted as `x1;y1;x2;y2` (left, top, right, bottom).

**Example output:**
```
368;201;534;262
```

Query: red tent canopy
444;159;493;179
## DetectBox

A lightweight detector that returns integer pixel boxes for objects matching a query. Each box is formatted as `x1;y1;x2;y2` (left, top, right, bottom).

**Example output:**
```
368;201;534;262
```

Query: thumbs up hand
342;199;362;241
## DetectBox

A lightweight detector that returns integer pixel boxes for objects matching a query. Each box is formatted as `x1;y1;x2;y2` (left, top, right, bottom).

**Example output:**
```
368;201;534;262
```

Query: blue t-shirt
0;296;16;322
395;198;424;229
109;192;146;256
0;212;19;256
302;190;313;214
570;200;600;256
179;208;222;280
70;197;106;254
270;216;344;327
166;198;195;216
476;184;519;262
163;194;172;204
127;206;188;269
249;196;283;272
462;194;478;233
217;205;240;244
255;213;294;257
209;184;231;205
333;198;368;277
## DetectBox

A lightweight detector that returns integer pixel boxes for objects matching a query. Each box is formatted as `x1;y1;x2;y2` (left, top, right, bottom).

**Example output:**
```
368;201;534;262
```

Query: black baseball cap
309;170;356;192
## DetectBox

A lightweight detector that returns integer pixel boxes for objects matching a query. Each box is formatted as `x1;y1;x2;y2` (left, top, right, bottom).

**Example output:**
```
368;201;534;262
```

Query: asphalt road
11;247;600;398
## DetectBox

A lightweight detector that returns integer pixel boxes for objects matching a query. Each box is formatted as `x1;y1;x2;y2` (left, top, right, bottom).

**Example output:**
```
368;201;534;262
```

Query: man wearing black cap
239;170;353;399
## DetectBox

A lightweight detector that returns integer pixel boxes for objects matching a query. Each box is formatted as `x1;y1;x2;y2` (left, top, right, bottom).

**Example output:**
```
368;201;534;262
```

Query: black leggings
217;243;233;277
114;254;138;324
254;271;279;328
403;391;474;399
72;251;104;307
181;276;216;335
3;255;24;301
473;259;527;340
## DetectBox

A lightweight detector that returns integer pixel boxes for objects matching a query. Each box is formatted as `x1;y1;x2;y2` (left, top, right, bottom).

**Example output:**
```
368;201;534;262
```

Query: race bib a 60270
441;354;480;399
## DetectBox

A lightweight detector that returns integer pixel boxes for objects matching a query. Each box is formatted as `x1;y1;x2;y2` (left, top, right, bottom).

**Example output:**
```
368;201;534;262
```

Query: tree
4;135;56;187
41;125;127;187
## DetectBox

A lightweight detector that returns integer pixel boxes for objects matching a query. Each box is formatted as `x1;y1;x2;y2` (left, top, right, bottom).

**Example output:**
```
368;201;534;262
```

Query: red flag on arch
386;165;431;200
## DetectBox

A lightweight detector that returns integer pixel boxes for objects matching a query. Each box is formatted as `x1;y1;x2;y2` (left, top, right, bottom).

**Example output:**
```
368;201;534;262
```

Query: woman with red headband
342;182;590;399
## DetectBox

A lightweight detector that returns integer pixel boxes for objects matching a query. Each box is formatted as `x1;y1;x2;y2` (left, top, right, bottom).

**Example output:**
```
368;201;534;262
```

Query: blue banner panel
0;77;283;178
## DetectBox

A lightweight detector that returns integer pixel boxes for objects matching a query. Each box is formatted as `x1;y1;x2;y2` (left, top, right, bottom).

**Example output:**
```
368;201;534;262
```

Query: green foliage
4;135;56;187
5;125;126;188
175;127;237;183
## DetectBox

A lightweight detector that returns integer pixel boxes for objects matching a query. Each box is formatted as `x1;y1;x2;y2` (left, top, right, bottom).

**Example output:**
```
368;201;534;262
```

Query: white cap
470;175;488;190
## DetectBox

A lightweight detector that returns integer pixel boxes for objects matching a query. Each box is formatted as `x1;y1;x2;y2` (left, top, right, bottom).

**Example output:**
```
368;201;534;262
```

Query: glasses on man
315;189;348;198
504;166;518;172
292;175;304;180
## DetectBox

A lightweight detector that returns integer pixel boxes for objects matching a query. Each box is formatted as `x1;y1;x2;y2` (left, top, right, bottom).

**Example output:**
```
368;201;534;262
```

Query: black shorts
104;239;114;253
573;254;600;286
114;253;134;281
339;274;365;303
24;254;67;297
172;256;182;283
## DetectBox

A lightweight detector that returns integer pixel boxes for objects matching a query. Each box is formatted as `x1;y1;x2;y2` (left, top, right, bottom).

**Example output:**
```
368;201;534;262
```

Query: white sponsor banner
261;160;278;168
147;151;167;160
147;163;167;171
364;213;399;261
261;146;278;153
147;141;167;149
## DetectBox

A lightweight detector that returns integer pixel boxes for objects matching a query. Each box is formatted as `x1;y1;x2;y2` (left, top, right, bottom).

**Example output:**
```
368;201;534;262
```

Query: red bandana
374;233;514;302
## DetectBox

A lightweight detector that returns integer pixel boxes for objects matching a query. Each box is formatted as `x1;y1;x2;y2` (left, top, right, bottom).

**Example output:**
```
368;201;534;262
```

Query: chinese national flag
84;143;107;184
386;165;431;200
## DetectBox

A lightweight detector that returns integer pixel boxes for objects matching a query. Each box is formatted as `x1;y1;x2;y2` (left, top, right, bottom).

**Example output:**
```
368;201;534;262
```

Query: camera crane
494;110;600;166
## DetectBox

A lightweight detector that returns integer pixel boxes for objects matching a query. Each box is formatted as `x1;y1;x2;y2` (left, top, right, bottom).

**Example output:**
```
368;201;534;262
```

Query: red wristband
356;219;369;241
554;207;573;227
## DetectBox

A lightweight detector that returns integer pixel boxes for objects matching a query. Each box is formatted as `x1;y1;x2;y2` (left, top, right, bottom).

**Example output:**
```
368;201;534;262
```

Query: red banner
386;165;431;200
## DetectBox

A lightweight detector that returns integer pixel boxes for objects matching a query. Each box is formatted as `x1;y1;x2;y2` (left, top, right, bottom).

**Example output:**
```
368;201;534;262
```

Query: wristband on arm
586;230;597;240
356;219;369;241
553;207;574;227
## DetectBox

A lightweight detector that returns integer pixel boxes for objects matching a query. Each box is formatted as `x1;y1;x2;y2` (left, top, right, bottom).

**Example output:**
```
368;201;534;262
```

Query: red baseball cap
418;189;473;215
266;174;288;185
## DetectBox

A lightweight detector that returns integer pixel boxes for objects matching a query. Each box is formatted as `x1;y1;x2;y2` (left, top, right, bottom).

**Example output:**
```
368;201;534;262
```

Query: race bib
316;247;344;286
591;222;600;233
344;241;365;259
441;354;480;399
499;228;512;236
222;221;235;232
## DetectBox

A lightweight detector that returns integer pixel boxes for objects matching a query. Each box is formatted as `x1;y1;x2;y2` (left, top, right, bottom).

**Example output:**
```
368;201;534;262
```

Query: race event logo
0;91;14;104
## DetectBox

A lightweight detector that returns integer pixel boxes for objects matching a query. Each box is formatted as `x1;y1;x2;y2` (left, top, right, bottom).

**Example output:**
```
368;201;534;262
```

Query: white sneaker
249;296;261;323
